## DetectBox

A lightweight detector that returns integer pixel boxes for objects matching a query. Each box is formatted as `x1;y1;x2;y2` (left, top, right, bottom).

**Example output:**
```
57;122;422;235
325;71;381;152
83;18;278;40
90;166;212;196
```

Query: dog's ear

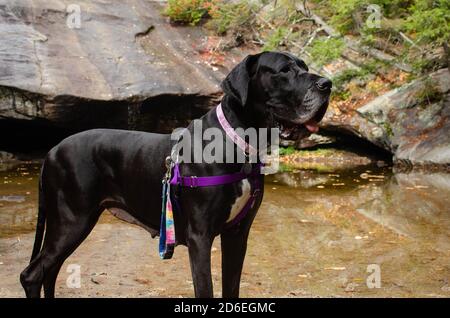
221;53;261;107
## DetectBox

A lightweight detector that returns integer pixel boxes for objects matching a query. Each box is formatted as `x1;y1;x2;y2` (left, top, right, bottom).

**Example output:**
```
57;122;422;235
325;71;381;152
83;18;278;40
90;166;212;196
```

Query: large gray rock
0;0;252;131
0;0;223;99
322;69;450;166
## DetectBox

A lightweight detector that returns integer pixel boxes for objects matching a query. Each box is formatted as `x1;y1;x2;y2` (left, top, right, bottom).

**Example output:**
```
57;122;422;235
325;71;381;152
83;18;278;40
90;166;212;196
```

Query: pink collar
216;103;257;156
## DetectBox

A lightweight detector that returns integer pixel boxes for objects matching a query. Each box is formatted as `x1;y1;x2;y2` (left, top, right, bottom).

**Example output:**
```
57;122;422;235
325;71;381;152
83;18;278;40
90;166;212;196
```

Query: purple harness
159;104;263;259
169;162;263;227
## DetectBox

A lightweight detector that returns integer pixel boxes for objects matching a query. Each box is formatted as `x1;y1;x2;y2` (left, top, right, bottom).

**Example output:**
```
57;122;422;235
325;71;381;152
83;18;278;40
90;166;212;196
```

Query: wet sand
1;162;449;297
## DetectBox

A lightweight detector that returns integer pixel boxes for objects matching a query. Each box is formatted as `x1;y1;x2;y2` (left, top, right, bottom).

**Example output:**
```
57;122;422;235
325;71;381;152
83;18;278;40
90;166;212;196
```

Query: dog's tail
30;165;46;262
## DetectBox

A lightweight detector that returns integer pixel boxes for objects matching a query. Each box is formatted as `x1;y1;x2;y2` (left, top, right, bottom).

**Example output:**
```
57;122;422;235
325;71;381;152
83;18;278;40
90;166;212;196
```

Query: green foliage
263;27;290;51
369;0;415;18
383;122;393;137
207;1;257;35
308;37;345;66
360;31;376;46
162;0;449;77
404;0;450;46
329;0;366;33
278;163;294;173
164;0;211;25
332;69;365;90
410;56;440;74
330;61;381;99
280;147;338;157
415;78;445;105
332;89;351;101
332;62;378;87
279;146;297;156
327;0;416;33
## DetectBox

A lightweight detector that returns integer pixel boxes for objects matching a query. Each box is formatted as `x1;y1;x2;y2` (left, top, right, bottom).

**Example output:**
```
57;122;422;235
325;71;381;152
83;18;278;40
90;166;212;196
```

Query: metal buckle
165;156;172;169
252;188;261;197
189;176;198;188
244;149;250;159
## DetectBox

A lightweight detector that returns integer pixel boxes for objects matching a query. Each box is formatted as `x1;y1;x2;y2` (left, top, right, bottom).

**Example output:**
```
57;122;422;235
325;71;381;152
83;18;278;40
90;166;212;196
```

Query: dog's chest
226;179;251;223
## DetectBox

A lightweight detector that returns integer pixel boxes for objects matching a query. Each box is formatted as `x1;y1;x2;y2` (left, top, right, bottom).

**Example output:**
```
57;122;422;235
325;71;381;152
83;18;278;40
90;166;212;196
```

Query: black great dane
20;51;331;298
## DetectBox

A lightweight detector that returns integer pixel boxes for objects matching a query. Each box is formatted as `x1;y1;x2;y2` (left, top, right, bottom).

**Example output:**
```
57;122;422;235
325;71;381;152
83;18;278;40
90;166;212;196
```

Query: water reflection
1;161;449;247
268;166;450;243
0;162;40;237
257;165;450;296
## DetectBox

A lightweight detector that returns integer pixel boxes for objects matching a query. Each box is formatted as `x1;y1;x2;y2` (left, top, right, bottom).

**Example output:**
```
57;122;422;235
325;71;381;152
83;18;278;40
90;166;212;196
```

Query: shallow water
0;162;40;238
0;160;449;297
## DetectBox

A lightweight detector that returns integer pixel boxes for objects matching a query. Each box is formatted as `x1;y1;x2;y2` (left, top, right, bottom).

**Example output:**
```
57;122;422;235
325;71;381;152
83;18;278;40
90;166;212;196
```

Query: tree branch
295;1;413;72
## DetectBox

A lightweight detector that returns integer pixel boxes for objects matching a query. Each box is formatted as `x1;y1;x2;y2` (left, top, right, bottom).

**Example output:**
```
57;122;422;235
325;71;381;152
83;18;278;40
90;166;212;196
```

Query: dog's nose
315;78;332;90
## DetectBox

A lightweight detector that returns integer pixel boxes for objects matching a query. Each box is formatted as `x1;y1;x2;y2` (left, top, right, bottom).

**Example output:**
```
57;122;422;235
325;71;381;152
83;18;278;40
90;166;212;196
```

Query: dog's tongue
305;119;319;133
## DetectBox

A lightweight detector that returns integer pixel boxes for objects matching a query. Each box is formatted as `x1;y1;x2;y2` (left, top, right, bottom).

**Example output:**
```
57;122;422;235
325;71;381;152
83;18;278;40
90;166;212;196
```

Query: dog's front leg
220;225;252;298
187;231;214;298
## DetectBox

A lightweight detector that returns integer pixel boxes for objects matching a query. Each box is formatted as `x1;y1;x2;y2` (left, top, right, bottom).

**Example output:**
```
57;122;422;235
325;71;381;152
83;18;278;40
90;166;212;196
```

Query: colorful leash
159;156;176;259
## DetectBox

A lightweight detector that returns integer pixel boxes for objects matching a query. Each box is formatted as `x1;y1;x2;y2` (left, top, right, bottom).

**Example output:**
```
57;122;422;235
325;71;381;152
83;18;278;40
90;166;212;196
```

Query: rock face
322;69;450;166
0;0;252;134
1;1;449;165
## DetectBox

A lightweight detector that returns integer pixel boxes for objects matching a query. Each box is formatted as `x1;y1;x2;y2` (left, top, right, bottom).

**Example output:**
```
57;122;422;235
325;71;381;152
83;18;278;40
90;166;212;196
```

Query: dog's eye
280;65;291;73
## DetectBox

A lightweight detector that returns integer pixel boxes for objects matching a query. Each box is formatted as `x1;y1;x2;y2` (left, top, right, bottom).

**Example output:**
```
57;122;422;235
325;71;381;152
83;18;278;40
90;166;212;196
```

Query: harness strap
170;162;263;227
169;163;261;187
225;174;262;227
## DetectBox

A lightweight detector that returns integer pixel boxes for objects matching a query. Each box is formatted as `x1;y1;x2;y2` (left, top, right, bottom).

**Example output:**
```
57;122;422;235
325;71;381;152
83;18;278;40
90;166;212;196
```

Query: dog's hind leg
21;205;102;298
42;209;102;298
20;253;45;298
42;259;64;298
21;143;105;298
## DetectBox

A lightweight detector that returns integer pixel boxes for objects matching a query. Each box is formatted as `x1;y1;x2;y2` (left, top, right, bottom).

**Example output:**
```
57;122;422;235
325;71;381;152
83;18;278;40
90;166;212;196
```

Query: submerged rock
0;151;15;163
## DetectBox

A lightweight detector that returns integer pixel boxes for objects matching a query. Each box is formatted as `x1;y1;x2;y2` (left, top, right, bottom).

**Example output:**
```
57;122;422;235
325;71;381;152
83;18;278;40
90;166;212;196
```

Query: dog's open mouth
279;119;318;140
271;98;329;141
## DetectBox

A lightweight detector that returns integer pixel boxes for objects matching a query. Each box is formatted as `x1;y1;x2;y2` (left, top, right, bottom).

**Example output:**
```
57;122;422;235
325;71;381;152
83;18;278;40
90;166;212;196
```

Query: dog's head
221;51;331;140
